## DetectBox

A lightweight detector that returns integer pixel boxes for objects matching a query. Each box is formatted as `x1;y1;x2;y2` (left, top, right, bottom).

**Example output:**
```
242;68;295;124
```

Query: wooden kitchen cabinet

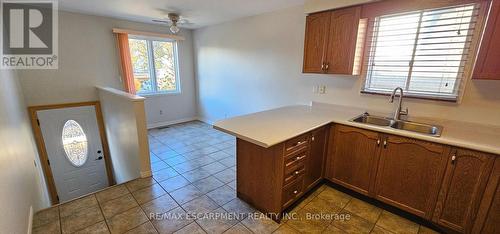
325;6;361;75
433;148;495;233
326;125;381;196
237;127;329;221
303;11;331;73
303;6;361;75
304;126;328;191
473;0;500;80
374;135;449;219
472;157;500;234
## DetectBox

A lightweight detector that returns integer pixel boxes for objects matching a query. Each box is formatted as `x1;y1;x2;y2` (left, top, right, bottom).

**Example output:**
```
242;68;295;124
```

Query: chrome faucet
389;87;408;121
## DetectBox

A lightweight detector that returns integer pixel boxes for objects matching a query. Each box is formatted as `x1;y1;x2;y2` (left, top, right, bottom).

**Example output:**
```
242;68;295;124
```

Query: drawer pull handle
293;190;298;194
295;155;305;161
293;141;304;147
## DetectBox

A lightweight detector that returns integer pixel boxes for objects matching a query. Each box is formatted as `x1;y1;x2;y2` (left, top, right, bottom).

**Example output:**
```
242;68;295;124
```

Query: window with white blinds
362;3;481;101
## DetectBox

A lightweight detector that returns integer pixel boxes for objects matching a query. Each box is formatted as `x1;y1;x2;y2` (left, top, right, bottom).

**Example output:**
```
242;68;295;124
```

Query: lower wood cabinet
374;135;449;219
326;125;380;196
433;148;495;233
304;126;328;191
236;123;499;232
236;125;329;221
473;157;500;234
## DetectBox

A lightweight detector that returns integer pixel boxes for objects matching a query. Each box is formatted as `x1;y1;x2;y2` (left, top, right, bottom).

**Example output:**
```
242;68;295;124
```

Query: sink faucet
389;87;408;121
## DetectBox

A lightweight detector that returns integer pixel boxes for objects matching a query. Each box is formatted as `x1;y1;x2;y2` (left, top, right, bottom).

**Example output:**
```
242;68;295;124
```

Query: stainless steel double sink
350;113;443;137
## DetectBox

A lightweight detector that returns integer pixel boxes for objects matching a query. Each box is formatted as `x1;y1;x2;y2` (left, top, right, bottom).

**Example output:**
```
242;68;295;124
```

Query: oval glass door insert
62;120;88;167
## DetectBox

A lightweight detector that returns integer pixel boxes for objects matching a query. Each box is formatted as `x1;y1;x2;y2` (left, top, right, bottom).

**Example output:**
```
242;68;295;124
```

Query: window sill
137;92;181;98
360;90;458;103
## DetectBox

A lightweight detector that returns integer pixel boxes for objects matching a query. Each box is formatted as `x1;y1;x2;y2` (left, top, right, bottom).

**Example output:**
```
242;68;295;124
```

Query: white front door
38;105;109;202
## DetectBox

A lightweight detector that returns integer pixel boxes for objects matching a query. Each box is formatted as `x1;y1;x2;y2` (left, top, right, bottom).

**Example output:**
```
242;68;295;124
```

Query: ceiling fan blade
152;19;171;24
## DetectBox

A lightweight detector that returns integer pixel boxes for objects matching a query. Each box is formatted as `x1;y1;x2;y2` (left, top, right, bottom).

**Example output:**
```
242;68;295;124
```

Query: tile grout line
94;193;113;234
58;205;62;234
122;181;157;233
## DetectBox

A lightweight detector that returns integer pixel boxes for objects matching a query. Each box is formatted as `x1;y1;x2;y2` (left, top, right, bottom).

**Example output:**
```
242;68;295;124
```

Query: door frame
28;101;115;205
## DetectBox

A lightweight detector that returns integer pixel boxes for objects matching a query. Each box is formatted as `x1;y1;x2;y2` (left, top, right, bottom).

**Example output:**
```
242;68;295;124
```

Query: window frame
128;35;181;96
359;2;487;102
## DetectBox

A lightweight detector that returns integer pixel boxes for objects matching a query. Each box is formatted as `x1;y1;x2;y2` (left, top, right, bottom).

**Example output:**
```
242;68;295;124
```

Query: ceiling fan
153;13;191;34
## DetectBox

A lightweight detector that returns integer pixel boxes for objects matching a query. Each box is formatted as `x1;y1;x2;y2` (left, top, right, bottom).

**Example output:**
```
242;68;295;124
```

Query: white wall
18;11;197;127
98;88;150;183
194;5;500;126
0;70;48;233
304;0;376;13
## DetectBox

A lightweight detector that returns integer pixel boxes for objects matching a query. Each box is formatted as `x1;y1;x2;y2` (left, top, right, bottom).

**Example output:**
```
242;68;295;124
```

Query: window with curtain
362;3;481;101
128;36;180;95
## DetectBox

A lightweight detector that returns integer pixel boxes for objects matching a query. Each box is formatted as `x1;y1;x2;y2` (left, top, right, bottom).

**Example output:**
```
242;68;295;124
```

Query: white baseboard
141;170;152;178
147;117;198;129
27;206;33;234
196;116;216;125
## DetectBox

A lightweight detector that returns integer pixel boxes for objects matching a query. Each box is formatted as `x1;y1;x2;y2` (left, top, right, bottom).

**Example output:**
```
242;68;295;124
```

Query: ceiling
58;0;305;29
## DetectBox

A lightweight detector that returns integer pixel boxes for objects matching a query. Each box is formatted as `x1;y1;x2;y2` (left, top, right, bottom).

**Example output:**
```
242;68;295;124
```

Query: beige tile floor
32;121;441;234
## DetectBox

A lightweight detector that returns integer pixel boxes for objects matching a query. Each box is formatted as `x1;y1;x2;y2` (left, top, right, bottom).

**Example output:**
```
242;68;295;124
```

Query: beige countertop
213;103;500;155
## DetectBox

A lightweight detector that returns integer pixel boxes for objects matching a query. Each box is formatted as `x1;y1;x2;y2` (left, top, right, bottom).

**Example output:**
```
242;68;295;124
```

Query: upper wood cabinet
304;126;328;191
374;135;449;219
433;148;495;233
326;125;380;196
303;11;331;73
303;6;361;75
473;0;500;80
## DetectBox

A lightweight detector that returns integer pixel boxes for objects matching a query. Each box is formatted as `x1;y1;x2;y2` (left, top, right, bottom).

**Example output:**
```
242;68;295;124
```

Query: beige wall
18;11;197;127
0;70;48;233
194;5;500;126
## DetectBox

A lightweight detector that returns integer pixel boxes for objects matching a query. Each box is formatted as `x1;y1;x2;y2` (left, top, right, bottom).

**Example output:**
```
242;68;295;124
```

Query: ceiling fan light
170;24;180;34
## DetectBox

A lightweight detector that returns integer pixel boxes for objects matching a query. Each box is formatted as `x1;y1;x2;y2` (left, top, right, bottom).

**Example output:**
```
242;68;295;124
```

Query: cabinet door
326;125;381;196
325;6;361;75
473;0;500;80
303;11;331;73
472;157;500;234
374;135;449;219
304;126;328;191
433;149;495;233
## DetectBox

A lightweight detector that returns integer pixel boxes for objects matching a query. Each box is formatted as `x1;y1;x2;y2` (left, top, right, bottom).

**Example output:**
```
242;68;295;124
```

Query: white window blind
363;3;481;101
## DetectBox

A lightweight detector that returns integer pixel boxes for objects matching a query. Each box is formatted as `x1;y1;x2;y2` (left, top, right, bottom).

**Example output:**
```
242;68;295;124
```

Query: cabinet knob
383;140;387;148
293;190;298;194
295;171;299;175
312;136;315;141
451;155;456;164
321;64;325;70
377;139;381;146
325;63;329;70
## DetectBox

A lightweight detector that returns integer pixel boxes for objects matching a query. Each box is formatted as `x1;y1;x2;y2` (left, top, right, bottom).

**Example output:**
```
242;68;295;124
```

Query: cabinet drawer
285;134;310;154
284;163;306;187
282;176;304;208
284;149;308;169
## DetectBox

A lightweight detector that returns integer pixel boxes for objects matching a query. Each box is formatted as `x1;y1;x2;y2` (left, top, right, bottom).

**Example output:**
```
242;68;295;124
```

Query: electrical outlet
319;85;326;94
